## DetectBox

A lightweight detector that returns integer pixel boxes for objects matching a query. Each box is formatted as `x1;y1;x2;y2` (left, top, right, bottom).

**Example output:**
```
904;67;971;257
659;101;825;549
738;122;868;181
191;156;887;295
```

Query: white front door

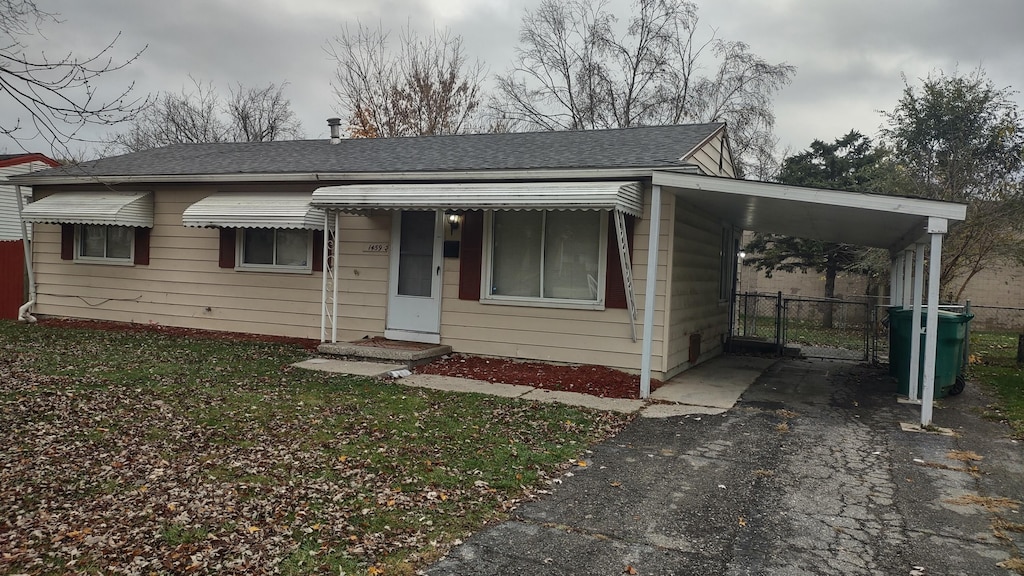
385;210;444;344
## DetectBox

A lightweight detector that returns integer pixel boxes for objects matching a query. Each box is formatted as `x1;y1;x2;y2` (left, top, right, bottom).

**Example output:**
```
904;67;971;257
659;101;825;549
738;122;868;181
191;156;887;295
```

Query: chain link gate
733;292;877;361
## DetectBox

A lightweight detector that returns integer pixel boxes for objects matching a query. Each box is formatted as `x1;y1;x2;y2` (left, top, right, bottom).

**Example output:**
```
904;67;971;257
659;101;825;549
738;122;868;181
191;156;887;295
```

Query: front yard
0;321;629;575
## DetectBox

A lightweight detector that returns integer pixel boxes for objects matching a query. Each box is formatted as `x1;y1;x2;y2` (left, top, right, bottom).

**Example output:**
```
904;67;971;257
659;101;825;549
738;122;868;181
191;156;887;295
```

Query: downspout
14;184;37;323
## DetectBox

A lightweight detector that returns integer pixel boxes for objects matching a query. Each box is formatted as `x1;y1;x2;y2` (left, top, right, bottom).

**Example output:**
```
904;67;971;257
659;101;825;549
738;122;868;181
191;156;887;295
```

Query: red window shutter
218;228;236;268
605;213;635;309
459;211;484;300
60;224;75;260
312;230;326;272
133;228;151;265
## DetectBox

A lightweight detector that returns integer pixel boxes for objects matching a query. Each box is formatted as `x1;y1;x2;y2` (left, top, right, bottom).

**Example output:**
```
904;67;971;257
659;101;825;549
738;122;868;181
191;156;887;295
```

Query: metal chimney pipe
327;117;342;144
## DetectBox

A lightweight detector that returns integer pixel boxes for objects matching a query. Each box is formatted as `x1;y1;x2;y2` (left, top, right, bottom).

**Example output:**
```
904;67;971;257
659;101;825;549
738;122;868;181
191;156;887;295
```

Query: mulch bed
415;354;662;400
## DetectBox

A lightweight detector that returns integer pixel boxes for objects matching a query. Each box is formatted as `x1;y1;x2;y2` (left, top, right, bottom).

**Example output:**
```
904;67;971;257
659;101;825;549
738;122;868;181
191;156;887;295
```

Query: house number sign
364;243;390;253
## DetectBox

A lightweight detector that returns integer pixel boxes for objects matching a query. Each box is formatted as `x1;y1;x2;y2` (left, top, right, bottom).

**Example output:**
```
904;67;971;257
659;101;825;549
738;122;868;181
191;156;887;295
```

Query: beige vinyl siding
686;132;735;178
439;187;672;377
32;185;389;341
664;199;731;378
1;161;50;240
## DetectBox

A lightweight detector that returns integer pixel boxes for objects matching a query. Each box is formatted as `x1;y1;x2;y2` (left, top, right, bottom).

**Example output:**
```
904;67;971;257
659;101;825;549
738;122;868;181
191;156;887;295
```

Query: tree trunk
822;263;837;329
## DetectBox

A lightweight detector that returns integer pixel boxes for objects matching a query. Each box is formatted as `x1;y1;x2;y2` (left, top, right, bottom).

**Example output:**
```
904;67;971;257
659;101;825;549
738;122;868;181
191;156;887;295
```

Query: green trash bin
887;308;973;399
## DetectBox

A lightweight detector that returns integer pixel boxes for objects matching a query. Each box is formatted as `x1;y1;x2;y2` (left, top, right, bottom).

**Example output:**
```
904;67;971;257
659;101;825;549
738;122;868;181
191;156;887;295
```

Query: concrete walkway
293;355;776;416
426;358;1024;575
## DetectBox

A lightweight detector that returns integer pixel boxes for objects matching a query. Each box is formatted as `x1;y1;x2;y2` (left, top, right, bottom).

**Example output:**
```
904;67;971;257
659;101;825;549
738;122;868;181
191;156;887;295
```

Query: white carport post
920;218;947;426
902;248;914;308
907;243;926;402
890;253;902;307
639;184;662;399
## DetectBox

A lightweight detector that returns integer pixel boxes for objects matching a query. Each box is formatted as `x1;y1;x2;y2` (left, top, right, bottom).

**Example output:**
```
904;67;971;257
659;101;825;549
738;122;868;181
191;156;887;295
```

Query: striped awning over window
311;182;644;217
182;193;325;229
20;191;154;228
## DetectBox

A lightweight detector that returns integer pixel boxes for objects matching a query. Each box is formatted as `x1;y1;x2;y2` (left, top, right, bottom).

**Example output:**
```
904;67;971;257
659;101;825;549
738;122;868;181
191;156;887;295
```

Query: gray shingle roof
19;124;724;181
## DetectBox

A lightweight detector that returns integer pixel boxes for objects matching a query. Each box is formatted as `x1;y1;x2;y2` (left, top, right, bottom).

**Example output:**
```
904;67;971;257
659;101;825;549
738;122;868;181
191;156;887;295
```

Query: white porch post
331;210;340;343
320;210;331;342
921;218;947;426
639;184;662;399
908;243;926;402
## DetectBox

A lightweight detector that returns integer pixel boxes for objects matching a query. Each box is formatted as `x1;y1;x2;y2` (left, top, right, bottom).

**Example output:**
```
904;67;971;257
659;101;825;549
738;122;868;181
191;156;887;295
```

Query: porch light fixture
445;210;462;233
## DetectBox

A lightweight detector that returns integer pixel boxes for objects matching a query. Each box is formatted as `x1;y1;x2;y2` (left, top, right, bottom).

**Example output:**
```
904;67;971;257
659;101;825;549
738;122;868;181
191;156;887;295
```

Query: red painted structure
0;241;25;320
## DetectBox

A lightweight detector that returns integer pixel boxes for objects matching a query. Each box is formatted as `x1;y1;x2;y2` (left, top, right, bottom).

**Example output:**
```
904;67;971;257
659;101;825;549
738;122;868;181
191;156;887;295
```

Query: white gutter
14;184;37;323
9;165;703;187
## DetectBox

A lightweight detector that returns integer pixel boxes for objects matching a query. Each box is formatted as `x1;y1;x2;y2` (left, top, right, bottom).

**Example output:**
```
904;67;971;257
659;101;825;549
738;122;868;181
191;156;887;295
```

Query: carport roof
653;171;967;252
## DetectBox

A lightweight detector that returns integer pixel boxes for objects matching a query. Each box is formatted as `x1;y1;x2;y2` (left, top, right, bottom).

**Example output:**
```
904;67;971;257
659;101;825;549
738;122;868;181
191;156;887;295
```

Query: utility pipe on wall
14;184;37;323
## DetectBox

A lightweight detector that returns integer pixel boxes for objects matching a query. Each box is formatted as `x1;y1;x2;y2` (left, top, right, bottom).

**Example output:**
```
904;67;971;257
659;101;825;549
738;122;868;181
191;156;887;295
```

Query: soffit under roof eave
652;171;967;251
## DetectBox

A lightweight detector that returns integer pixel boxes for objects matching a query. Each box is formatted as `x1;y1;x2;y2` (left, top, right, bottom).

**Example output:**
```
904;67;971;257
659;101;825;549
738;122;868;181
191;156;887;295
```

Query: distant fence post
964;300;971;369
1017;334;1023;365
775;291;783;354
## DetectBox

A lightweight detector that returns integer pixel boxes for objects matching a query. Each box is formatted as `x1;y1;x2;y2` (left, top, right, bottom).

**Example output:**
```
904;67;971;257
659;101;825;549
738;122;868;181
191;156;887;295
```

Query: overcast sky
4;0;1023;161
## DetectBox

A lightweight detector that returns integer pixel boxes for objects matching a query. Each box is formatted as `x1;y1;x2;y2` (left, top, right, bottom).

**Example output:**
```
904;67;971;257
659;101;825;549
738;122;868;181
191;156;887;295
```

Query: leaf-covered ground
0;321;629;575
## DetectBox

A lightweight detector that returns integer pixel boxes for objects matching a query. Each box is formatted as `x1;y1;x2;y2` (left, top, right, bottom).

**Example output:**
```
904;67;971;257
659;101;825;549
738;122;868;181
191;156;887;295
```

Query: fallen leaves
0;323;631;575
944;494;1021;511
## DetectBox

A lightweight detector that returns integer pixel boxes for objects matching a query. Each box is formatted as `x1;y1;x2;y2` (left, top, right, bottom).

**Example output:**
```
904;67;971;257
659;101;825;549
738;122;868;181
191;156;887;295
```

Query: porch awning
20;191;153;227
182;193;325;229
311;181;644;217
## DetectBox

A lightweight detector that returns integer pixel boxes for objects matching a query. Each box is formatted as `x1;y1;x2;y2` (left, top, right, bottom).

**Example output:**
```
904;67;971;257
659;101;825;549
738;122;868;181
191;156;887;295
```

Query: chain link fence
733;292;876;361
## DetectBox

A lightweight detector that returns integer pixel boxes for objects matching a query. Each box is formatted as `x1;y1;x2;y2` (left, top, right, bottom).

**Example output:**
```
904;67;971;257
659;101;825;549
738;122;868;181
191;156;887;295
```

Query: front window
487;210;604;305
77;224;133;262
239;228;311;272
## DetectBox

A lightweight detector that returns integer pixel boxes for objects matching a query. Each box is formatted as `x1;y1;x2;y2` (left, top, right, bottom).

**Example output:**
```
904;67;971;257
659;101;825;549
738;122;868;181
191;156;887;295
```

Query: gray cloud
3;0;1022;160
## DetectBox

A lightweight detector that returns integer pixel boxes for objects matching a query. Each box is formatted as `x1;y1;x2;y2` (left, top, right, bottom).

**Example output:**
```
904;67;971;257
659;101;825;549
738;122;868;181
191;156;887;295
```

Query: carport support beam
908;243;926;402
902;248;914;309
889;254;901;307
921;219;947;426
639;185;662;399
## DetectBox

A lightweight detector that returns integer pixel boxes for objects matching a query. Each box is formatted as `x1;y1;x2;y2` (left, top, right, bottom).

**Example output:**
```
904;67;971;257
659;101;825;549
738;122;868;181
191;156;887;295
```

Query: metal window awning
182;193;325;229
311;181;644;217
20;191;154;228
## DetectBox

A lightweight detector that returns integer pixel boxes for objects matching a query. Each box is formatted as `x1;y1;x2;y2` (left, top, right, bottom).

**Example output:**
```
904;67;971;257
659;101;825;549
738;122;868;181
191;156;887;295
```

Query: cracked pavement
426;358;1024;576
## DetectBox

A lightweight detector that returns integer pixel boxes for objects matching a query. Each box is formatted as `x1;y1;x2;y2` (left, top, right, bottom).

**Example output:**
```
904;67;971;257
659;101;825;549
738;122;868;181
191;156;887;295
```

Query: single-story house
11;123;966;424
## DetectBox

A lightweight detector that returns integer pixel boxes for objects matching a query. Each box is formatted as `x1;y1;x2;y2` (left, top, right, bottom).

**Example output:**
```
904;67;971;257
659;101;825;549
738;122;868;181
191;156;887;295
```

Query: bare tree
1;0;147;155
326;23;485;138
112;79;303;152
493;0;795;175
227;82;302;142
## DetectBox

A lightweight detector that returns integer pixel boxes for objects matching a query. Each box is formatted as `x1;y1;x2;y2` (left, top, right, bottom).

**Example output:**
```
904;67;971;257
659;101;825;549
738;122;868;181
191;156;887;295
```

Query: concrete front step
317;340;452;367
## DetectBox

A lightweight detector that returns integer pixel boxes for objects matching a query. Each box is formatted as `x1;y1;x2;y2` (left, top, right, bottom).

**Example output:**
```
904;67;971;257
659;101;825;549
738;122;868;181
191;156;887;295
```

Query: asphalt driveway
426;358;1024;576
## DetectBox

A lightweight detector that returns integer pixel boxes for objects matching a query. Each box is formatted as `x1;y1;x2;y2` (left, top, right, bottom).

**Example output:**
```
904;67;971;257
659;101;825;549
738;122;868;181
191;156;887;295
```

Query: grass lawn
969;331;1024;437
0;321;630;575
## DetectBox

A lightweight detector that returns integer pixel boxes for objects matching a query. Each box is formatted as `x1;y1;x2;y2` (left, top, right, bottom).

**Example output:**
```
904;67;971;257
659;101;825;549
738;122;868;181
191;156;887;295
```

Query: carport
646;171;968;426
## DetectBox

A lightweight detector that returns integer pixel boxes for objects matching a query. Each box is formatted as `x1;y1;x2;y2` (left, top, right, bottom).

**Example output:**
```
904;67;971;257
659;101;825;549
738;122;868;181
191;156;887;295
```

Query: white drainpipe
14;184;38;323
